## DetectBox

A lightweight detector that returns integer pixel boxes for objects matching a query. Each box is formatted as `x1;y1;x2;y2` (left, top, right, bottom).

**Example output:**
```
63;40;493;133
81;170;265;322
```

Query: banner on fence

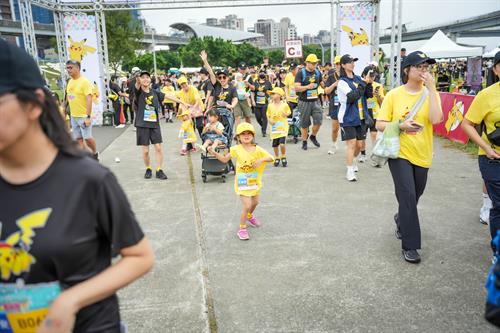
433;92;475;144
466;57;483;92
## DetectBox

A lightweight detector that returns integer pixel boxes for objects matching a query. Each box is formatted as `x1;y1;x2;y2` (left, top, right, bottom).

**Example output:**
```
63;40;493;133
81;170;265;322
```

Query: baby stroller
201;108;235;183
287;108;301;144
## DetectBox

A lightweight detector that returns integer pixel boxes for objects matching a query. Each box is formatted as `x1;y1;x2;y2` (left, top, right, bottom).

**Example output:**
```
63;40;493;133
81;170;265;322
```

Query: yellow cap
334;55;342;64
177;76;188;85
268;87;285;97
305;54;319;63
235;122;256;136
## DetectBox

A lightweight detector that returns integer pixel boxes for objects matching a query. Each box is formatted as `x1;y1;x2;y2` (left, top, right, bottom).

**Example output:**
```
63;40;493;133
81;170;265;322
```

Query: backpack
301;68;322;85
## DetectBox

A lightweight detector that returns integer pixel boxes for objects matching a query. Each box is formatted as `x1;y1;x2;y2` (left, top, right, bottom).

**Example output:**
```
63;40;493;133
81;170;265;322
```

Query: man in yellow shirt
462;50;500;242
65;60;98;159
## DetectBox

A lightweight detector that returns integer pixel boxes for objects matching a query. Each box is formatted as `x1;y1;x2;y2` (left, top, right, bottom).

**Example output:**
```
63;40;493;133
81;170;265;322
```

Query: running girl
266;87;291;167
198;110;227;154
209;123;274;240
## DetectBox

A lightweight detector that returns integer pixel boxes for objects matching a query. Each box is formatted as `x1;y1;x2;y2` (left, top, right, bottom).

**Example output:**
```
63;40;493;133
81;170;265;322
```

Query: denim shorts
70;117;93;140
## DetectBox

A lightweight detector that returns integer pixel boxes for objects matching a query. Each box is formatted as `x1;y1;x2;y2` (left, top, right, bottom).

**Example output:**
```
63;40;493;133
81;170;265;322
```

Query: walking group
0;36;499;332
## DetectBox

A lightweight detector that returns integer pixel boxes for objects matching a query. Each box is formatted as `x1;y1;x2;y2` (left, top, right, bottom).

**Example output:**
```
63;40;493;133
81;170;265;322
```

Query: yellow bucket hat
236;122;256;136
268;87;285;97
177;76;188;85
305;54;319;63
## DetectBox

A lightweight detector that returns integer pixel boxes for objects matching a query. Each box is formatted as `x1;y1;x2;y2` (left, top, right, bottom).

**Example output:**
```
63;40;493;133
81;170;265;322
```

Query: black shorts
272;137;286;147
366;110;377;132
163;103;174;111
341;125;367;141
136;127;162;146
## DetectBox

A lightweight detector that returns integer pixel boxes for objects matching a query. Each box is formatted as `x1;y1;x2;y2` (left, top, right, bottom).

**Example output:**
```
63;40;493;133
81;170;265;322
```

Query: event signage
339;3;373;75
433;92;475;144
285;39;303;59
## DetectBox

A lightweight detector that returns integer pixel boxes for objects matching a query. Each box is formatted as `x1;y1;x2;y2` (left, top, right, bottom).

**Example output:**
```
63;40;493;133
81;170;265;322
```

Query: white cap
131;67;140;73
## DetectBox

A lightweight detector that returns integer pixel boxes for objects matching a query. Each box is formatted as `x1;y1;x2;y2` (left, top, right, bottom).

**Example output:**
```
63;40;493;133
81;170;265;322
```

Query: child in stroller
200;107;235;182
197;110;228;154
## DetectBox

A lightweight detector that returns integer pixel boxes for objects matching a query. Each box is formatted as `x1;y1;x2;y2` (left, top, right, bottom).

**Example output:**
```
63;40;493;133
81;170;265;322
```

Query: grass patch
439;136;478;156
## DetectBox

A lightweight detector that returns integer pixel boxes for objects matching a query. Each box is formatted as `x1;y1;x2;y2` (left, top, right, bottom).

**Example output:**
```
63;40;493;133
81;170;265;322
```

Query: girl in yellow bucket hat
267;87;291;166
209;123;274;240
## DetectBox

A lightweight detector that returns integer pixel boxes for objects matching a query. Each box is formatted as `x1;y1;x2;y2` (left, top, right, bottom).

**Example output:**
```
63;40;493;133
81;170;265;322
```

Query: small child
209;123;274;240
161;79;176;123
266;87;291;167
178;109;197;155
197;110;227;154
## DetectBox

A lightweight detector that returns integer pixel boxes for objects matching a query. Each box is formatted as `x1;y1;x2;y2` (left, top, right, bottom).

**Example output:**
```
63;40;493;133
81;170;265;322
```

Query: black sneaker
156;169;168;180
274;159;280;167
262;132;267;138
302;141;308;150
281;158;288;167
402;249;421;264
310;135;320;147
144;168;152;179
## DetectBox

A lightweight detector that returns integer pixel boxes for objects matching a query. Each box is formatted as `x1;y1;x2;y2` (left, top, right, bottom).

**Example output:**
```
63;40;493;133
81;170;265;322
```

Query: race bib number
271;121;286;135
367;100;376;109
333;95;339;106
290;89;297;98
237;172;258;191
0;282;61;333
256;96;266;105
143;105;157;122
306;89;318;100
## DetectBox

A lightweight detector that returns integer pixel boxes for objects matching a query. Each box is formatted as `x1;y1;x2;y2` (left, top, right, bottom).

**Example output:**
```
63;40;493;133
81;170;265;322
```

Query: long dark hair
15;87;84;157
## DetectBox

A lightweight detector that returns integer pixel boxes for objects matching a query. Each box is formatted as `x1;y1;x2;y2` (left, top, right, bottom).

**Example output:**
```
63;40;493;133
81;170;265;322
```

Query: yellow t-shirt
284;72;298;104
465;82;500;155
230;144;273;197
378;85;440;168
161;86;176;105
177;86;204;112
266;102;291;140
180;119;197;144
367;81;385;119
66;76;93;118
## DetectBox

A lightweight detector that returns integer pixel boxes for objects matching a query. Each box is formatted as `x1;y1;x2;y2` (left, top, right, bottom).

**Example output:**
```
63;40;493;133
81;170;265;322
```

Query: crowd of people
0;34;499;332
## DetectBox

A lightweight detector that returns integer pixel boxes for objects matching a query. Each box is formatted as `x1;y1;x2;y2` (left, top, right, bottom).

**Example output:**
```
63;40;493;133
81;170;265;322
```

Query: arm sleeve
377;90;394;122
465;92;486;124
346;84;363;103
96;172;145;255
337;80;351;104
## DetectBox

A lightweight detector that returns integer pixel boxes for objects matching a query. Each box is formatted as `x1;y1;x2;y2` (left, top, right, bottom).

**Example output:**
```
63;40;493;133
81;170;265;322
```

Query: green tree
235;43;265;67
266;49;285;66
105;11;143;73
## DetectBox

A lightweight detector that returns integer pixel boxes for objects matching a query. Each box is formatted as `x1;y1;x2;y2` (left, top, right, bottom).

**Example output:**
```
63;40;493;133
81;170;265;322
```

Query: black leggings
193;117;204;138
388;158;429;250
254;105;268;135
112;101;121;126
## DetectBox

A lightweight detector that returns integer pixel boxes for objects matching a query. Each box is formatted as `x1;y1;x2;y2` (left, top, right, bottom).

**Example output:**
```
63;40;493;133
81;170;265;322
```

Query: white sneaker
353;164;359;172
327;143;337;155
132;127;137;132
346;167;357;181
480;205;490;225
358;154;367;163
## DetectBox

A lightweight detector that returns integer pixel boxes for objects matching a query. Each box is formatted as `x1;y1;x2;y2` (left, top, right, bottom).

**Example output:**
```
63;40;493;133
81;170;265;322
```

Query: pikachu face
68;36;97;62
341;25;369;46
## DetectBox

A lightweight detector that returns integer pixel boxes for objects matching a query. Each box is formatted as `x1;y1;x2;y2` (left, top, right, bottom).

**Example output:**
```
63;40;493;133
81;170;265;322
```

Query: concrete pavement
97;116;496;333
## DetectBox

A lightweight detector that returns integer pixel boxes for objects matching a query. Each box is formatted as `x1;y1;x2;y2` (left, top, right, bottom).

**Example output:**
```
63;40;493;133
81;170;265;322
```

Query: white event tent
416;30;483;58
483;47;500;58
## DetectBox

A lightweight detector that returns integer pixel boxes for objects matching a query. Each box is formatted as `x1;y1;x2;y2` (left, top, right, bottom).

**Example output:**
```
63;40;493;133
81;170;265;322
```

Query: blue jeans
479;156;500;241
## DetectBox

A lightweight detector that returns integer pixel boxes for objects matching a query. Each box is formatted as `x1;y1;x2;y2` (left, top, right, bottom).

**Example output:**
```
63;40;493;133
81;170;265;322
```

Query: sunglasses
218;75;228;80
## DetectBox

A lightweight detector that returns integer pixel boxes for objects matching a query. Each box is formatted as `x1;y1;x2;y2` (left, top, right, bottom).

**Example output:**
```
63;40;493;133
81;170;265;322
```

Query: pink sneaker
180;149;187;156
237;228;249;240
246;216;262;228
191;147;198;153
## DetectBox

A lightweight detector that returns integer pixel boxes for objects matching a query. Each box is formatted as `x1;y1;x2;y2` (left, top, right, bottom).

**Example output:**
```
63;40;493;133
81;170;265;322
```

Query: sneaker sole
402;251;421;263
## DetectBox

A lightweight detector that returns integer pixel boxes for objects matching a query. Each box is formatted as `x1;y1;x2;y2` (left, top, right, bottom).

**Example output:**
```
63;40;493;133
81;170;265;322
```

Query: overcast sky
142;0;500;51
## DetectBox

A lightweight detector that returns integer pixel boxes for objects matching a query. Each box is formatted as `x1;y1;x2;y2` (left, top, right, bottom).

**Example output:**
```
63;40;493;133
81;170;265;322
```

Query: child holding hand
266;87;291;167
209;123;274;240
197;110;228;154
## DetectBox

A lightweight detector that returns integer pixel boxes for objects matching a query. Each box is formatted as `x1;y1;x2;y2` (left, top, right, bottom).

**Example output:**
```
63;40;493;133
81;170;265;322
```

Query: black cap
289;62;298;69
340;54;358;65
0;39;45;95
279;68;287;74
402;51;436;69
199;67;209;75
215;68;230;76
361;65;378;77
238;62;247;69
140;70;151;77
494;50;500;66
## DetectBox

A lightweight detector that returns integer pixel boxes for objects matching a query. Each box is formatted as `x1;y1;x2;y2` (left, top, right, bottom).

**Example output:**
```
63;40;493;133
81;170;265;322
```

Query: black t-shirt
0;153;144;333
253;80;272;106
110;83;121;105
325;70;340;104
294;68;320;102
199;79;214;102
211;82;237;108
134;86;165;128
